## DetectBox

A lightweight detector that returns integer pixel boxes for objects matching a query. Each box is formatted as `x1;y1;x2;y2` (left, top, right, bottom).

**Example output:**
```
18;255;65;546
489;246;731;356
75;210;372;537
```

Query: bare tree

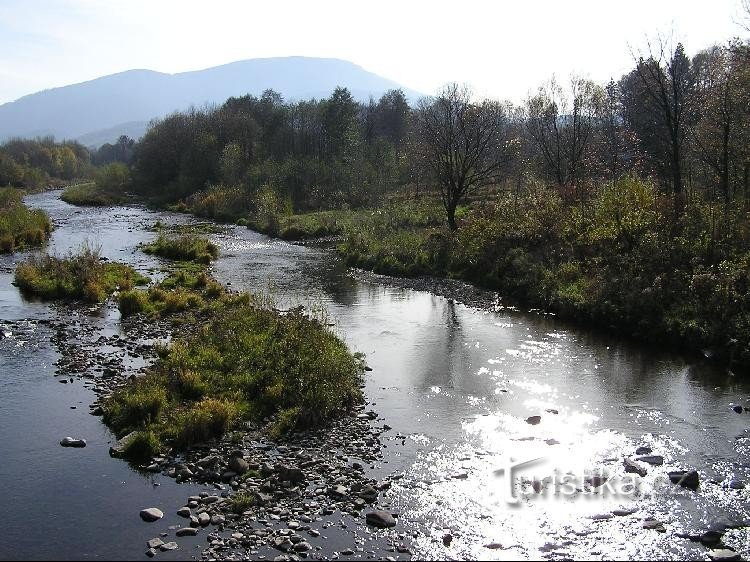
417;83;514;230
630;38;698;195
526;75;603;190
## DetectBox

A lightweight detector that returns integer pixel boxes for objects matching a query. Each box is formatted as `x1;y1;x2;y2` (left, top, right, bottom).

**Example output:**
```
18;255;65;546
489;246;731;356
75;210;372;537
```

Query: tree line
120;35;749;230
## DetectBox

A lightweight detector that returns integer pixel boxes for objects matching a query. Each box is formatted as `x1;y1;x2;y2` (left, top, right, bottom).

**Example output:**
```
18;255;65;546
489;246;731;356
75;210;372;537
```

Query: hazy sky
0;0;746;105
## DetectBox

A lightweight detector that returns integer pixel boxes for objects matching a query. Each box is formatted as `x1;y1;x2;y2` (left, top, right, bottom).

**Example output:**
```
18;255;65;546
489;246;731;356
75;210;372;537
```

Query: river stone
635;446;652;455
139;508;164;522
293;541;312;552
623;458;647;477
329;485;348;498
643;519;666;532
710;549;742;561
359;485;379;503
525;415;541;425
146;538;164;550
635;455;664;466
728;478;745;490
732;405;743;414
176;527;199;537
177;506;191;518
229;456;249;475
276;464;305;484
274;537;293;552
612;507;638;516
701;530;724;546
198;512;211;526
669;470;700;490
585;475;608;488
159;542;178;552
109;431;138;458
60;437;87;448
365;510;397;528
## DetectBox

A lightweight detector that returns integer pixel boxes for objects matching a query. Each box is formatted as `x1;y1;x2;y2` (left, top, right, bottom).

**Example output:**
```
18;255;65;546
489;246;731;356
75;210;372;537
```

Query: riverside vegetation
14;243;146;301
15;238;365;463
0;187;52;253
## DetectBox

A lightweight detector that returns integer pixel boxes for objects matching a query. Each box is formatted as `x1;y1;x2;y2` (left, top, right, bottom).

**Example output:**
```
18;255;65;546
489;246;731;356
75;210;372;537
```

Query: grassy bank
0;187;52;253
60;164;131;206
105;294;364;459
15;244;147;302
61;181;126;206
336;179;750;371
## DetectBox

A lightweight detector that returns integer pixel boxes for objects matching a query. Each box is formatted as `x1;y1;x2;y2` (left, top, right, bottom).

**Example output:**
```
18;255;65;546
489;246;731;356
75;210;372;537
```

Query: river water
1;190;749;560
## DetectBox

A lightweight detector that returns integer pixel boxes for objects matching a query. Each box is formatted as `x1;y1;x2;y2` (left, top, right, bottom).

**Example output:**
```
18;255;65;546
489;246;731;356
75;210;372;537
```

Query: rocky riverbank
43;290;413;560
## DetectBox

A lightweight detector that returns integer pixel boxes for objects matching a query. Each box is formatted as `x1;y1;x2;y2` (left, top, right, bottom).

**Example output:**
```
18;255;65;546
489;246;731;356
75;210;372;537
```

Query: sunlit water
1;191;748;560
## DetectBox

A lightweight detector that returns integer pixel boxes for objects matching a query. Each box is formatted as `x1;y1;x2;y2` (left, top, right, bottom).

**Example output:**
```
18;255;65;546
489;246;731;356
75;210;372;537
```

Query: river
1;190;748;560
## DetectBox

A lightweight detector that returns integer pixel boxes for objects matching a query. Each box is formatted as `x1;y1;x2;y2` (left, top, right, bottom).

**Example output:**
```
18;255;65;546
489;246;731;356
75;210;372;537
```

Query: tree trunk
446;203;458;231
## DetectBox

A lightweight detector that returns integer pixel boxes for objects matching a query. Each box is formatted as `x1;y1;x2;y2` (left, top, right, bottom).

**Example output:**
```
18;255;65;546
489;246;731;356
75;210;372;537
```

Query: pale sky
0;0;746;105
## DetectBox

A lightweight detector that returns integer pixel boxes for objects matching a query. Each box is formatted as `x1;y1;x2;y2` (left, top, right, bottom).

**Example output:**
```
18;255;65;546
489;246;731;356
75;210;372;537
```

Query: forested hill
0;57;421;146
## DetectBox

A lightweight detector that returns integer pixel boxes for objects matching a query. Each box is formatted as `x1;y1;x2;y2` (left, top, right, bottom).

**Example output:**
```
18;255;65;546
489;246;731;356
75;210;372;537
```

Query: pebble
525;415;541;425
59;437;87;448
139;508;164;522
710;549;742;561
159;542;178;552
176;527;199;537
365;510;397;528
635;455;664;466
146;538;164;549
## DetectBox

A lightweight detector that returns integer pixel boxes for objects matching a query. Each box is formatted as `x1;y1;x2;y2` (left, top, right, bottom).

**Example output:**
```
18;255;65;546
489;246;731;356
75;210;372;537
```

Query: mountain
0;57;422;147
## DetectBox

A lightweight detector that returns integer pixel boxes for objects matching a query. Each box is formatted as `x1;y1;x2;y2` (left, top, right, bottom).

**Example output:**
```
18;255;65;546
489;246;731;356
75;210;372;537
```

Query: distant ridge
0;57;423;147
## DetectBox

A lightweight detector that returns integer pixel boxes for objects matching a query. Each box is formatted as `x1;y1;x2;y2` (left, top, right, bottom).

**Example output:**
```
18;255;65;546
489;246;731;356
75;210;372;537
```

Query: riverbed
1;190;748;560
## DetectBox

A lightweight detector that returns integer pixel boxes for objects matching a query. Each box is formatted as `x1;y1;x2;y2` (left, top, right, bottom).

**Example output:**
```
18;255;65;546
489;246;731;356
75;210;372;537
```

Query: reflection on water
213;216;750;560
1;191;748;560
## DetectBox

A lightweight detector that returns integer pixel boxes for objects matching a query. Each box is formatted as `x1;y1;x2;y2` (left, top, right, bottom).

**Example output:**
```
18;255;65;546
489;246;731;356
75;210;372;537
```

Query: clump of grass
143;234;219;264
121;429;161;462
169;398;244;448
117;265;244;319
105;300;364;455
229;492;256;514
0;187;52;253
14;242;148;302
103;379;167;430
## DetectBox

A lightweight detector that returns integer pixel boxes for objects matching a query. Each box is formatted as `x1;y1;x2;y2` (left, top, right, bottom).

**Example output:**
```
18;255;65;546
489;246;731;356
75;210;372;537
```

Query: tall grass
0;187;52;253
15;242;147;302
142;234;219;264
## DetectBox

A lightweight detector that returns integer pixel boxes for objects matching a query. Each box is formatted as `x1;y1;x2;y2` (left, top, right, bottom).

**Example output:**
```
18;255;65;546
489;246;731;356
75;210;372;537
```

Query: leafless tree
631;37;698;195
417;83;515;230
525;75;603;189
